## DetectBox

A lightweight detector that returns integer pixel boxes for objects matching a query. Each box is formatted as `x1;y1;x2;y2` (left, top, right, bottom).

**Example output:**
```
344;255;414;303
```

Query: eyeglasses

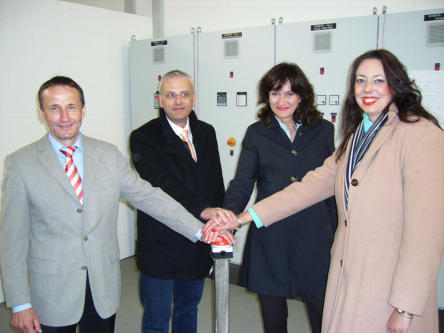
163;91;192;100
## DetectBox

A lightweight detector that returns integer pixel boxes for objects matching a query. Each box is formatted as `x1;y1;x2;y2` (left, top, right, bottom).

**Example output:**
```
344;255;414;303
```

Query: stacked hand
201;227;236;244
200;207;239;244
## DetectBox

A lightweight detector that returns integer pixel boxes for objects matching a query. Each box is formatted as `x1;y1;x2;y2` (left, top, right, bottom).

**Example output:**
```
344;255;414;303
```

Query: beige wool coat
252;107;444;332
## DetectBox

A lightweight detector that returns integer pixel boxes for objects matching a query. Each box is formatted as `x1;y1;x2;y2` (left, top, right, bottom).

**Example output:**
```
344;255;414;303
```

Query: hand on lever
201;207;237;233
201;220;236;245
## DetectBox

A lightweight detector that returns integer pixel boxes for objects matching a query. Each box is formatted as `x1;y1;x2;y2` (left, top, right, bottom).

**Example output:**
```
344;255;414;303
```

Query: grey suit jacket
0;134;204;326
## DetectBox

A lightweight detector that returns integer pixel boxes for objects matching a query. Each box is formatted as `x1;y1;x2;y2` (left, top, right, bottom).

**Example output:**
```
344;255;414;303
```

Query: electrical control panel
129;8;444;270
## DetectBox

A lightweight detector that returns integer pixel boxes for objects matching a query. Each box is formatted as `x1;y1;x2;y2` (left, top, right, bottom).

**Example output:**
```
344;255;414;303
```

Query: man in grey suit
0;76;233;333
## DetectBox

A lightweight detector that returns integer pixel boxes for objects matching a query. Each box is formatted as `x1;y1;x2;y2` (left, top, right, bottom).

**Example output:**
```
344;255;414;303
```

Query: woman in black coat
223;63;338;333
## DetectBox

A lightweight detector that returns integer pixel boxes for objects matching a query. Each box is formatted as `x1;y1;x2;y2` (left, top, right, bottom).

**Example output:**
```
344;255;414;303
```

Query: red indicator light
227;137;236;147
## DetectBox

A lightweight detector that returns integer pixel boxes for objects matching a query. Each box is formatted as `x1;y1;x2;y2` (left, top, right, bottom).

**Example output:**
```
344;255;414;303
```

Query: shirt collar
48;132;83;152
363;113;374;133
274;115;301;139
166;117;192;137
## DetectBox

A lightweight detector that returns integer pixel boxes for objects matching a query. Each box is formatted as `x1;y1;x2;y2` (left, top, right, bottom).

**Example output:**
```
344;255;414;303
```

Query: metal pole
214;258;230;333
152;0;164;38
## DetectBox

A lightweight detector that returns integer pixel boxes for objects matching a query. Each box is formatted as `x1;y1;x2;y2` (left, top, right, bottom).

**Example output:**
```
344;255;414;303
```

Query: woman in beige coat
208;49;444;332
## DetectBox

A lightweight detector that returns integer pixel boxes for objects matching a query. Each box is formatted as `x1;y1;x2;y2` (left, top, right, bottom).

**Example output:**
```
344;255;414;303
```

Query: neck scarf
344;112;389;209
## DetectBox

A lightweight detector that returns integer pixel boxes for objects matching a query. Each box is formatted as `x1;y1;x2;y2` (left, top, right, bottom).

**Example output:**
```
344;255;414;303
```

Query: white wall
163;0;444;36
63;0;126;12
63;0;153;16
0;0;151;303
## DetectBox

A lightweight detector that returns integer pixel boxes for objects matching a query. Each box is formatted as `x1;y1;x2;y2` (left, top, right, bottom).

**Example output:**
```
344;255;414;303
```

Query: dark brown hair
336;49;440;161
38;76;85;109
257;62;321;127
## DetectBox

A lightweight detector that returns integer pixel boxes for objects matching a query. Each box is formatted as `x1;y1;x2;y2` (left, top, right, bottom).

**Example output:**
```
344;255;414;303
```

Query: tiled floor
0;256;311;332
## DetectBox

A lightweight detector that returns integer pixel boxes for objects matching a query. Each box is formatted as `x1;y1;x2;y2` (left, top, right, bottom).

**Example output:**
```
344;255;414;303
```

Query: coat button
77;208;82;213
344;220;347;227
83;236;88;241
298;132;303;136
290;176;297;182
351;179;359;186
81;265;87;270
291;150;298;157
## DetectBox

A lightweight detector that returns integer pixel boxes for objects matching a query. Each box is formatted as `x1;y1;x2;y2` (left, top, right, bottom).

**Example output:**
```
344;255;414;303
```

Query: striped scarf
344;112;389;209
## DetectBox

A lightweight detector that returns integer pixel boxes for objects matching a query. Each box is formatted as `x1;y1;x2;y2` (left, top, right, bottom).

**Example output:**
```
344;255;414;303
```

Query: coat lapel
266;119;293;148
82;136;99;206
160;110;199;165
339;109;399;216
293;122;321;150
354;110;398;171
336;139;352;216
36;136;80;202
266;118;322;151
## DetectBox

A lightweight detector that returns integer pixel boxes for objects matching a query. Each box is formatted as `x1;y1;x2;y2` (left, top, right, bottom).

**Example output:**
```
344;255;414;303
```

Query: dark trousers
139;273;205;333
258;293;324;333
41;275;115;333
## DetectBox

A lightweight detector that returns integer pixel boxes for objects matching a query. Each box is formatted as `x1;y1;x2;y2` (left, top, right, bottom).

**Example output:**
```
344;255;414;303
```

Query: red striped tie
60;146;83;205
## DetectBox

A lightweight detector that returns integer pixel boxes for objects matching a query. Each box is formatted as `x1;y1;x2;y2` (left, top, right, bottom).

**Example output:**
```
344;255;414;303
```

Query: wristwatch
236;216;243;229
396;308;413;319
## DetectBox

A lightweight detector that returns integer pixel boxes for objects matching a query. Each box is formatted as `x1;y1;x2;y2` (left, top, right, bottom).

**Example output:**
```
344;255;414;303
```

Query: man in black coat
129;70;226;333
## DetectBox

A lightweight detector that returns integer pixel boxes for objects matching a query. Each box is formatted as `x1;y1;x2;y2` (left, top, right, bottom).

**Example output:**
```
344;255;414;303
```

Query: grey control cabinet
129;34;194;130
276;14;379;142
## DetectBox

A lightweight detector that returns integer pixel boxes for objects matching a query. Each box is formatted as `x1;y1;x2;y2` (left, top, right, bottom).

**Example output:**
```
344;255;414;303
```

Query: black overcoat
130;110;225;280
224;118;338;296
